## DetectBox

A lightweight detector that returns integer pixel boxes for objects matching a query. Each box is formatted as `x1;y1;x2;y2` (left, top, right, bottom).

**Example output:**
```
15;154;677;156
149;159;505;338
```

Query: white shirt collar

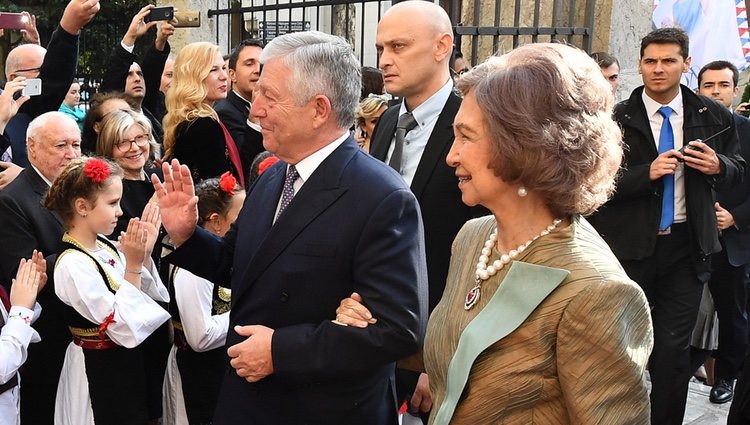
398;78;454;129
642;87;683;117
291;131;350;183
30;164;52;186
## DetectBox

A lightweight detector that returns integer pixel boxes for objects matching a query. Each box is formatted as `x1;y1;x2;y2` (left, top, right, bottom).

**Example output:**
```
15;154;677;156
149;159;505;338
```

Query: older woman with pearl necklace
335;43;654;424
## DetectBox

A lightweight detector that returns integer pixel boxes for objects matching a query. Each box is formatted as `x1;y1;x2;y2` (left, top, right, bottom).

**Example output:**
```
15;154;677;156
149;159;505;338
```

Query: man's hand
155;19;176;51
151;159;198;247
123;5;158;47
60;0;100;35
649;149;681;181
409;373;432;414
682;140;722;175
0;162;24;191
0;77;30;134
333;292;377;328
715;202;736;230
20;12;40;45
228;325;275;382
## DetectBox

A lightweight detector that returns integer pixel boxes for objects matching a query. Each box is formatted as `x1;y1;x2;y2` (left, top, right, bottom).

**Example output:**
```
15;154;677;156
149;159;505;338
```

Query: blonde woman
163;42;245;187
354;94;389;152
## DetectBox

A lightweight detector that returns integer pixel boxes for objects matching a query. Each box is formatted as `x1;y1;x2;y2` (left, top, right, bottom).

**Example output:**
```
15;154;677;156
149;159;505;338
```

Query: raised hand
9;256;43;310
0;77;30;134
151;159;198;247
119;218;147;274
60;0;101;35
155;19;176;51
123;5;158;47
140;202;162;259
20;12;40;45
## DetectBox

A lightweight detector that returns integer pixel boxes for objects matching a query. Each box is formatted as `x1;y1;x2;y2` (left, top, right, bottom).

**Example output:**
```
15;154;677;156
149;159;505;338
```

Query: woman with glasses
96;108;161;239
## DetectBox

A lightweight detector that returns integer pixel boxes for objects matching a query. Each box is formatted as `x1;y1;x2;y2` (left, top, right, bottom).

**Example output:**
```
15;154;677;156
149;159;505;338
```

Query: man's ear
435;33;452;63
228;68;238;84
683;56;692;73
311;95;332;129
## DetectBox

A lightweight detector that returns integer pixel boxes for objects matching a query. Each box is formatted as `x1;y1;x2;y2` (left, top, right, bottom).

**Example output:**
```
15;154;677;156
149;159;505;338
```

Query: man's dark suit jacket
168;137;428;424
214;91;265;179
589;85;745;280
718;113;750;266
5;26;79;167
0;167;71;424
370;93;479;311
100;43;168;145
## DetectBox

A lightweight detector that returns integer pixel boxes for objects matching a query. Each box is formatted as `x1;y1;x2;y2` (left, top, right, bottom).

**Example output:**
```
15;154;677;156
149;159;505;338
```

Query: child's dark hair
44;157;124;226
195;173;243;226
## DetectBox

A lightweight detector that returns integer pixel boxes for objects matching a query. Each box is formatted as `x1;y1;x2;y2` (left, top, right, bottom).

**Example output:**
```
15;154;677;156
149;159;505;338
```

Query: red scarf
217;119;246;188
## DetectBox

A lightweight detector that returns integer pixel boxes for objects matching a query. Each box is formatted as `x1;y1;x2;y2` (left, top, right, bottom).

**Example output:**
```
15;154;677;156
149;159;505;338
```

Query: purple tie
276;165;299;221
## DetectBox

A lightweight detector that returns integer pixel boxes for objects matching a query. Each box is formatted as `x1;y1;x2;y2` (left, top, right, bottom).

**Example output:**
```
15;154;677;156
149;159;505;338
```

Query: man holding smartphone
588;28;745;425
695;60;750;405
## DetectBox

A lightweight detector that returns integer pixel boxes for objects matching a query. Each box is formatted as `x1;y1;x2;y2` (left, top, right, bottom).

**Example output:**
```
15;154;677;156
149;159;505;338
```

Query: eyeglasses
13;67;41;75
115;134;150;152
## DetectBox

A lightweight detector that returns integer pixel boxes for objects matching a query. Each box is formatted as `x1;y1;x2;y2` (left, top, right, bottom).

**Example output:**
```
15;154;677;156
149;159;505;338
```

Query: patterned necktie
657;106;675;231
388;112;418;173
276;165;300;221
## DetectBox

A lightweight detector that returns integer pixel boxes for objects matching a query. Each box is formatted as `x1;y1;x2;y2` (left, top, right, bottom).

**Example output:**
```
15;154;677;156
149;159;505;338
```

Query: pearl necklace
464;218;562;310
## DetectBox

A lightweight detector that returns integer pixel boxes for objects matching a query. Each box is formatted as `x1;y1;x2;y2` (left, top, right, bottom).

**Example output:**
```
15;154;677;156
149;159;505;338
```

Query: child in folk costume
163;172;245;425
44;157;170;425
0;252;46;425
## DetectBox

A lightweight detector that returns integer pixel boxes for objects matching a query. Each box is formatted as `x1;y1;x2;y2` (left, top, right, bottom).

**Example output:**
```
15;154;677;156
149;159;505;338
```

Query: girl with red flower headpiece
44;157;170;425
163;173;244;425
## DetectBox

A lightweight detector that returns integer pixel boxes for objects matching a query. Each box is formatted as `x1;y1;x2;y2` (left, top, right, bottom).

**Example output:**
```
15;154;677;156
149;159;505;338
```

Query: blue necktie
657;106;674;231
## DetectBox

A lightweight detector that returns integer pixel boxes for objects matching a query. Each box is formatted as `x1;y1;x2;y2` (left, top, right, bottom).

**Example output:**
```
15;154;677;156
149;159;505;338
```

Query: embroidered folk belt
69;326;116;350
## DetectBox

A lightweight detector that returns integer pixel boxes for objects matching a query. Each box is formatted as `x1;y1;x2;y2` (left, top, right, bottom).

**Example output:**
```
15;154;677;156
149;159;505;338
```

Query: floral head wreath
219;172;237;196
83;158;111;183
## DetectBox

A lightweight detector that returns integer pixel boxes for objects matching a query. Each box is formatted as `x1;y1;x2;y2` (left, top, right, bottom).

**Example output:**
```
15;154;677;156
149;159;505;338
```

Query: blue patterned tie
658;106;674;231
276;165;299;221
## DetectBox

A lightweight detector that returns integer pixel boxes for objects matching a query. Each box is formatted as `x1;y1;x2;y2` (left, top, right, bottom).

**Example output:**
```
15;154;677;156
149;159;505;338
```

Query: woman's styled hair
163;42;222;159
457;43;623;216
355;94;389;129
81;92;137;154
195;175;244;227
96;109;157;161
44;157;124;225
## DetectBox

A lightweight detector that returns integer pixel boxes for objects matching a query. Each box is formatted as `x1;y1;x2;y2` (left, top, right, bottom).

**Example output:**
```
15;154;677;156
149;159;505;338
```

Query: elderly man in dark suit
588;28;745;425
695;60;750;404
153;30;427;425
214;39;266;180
368;2;484;419
0;111;81;424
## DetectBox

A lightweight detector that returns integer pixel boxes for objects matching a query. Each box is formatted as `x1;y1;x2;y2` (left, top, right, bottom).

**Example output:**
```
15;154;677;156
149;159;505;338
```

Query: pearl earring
517;186;528;197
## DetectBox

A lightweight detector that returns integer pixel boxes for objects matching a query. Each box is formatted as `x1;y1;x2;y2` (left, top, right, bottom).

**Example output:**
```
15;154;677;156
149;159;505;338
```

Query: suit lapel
410;93;461;199
27;168;64;227
233;140;355;301
370;106;399;160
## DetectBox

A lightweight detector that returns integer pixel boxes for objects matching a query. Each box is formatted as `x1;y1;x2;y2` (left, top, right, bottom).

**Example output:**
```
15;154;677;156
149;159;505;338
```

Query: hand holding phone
0;12;29;30
12;78;41;101
145;6;174;23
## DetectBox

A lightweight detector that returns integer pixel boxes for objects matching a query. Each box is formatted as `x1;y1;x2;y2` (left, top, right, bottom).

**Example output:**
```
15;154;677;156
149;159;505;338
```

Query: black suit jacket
171;116;240;183
717;113;750;266
370;93;481;310
589;85;745;279
6;26;79;167
214;91;265;178
0;167;71;424
168;137;427;424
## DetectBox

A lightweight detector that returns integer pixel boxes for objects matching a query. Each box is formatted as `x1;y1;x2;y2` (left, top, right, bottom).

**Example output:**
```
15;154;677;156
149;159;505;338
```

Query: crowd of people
1;0;750;424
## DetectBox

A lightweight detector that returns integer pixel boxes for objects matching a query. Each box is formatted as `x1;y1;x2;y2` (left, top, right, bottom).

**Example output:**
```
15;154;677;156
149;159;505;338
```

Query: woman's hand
140;203;162;259
332;292;377;328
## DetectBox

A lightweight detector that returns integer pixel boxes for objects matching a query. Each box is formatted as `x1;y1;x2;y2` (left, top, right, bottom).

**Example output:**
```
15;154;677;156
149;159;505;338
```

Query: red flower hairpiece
83;159;110;183
219;172;237;196
258;156;280;176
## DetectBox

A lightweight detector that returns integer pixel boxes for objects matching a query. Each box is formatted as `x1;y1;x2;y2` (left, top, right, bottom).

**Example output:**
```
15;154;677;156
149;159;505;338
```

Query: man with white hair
0;111;82;424
154;31;427;424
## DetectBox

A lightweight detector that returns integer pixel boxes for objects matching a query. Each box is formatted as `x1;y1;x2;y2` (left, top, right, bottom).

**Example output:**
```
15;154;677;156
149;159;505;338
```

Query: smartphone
145;6;174;23
12;78;41;100
0;12;29;30
174;10;200;28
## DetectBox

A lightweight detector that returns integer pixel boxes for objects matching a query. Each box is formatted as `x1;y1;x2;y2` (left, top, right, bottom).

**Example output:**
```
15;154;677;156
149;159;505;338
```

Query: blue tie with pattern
657;106;674;231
